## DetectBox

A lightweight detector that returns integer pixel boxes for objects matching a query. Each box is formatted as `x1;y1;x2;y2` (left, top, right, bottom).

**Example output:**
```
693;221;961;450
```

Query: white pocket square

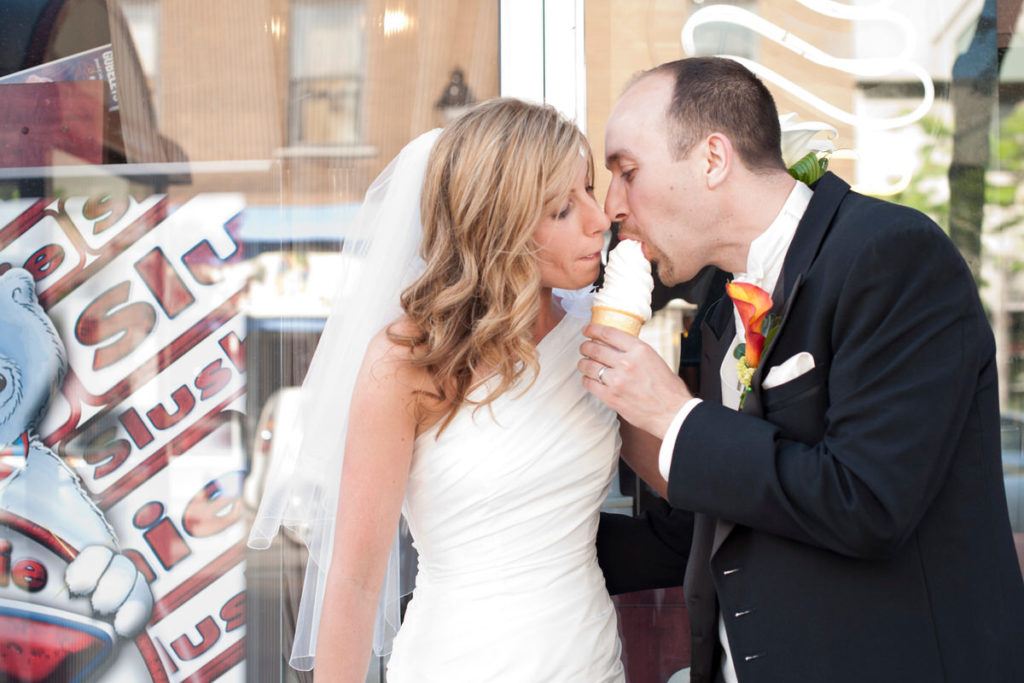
762;352;815;390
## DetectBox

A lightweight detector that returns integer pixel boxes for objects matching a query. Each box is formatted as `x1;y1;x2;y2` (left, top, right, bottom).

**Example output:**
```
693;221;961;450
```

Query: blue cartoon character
0;268;152;680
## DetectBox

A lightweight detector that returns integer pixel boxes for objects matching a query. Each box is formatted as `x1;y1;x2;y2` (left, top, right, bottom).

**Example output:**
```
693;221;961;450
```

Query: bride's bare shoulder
368;317;450;434
361;316;433;390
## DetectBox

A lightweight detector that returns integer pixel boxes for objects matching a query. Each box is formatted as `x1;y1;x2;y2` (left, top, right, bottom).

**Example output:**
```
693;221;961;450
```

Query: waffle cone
590;305;645;337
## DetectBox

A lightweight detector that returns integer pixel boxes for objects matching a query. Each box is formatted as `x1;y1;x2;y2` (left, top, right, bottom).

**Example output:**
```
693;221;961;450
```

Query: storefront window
0;1;497;681
0;0;1021;681
583;1;1023;680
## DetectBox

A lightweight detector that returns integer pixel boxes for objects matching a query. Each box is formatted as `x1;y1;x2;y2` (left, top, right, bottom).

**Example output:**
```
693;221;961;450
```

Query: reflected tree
949;0;998;281
949;0;1023;281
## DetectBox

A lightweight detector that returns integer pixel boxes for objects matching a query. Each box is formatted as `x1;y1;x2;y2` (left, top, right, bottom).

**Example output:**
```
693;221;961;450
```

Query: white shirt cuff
658;398;703;481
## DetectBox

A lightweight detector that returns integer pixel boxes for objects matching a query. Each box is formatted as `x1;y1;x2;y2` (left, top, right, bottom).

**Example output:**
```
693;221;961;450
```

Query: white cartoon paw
65;545;154;638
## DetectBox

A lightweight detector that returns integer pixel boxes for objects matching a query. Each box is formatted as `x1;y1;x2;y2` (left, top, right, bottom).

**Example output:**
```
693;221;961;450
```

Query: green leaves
788;151;829;186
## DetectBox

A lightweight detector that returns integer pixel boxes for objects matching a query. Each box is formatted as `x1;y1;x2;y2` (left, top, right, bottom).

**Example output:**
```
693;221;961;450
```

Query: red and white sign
0;192;249;682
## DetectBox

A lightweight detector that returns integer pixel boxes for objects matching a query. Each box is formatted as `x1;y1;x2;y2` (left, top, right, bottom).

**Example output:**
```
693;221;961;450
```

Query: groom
582;57;1024;683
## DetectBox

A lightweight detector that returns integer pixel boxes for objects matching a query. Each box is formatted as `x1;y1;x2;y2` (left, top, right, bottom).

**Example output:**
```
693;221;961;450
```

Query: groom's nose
603;176;628;224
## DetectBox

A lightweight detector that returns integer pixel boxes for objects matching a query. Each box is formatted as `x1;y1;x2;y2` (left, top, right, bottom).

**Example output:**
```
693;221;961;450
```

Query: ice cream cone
590;305;644;337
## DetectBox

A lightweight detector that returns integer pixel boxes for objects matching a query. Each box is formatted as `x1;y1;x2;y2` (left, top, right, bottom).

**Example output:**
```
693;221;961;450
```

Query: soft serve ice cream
591;239;654;336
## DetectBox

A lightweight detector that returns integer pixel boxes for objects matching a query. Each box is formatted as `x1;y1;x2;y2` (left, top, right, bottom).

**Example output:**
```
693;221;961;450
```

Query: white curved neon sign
681;1;935;131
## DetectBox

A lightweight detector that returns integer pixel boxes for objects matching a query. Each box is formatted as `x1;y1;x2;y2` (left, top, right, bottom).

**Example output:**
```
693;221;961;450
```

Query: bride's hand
578;323;693;438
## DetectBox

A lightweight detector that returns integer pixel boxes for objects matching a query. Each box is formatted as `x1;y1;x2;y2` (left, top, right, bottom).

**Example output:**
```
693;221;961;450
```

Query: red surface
0;80;105;168
0;614;108;682
614;586;691;682
0;513;170;682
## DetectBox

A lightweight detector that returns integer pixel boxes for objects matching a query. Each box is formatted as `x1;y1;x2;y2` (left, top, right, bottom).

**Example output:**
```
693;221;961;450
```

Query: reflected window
688;0;759;60
289;0;366;147
121;0;160;114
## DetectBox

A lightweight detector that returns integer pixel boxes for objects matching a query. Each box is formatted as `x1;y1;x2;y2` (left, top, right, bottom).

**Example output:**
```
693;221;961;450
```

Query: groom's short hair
640;57;786;173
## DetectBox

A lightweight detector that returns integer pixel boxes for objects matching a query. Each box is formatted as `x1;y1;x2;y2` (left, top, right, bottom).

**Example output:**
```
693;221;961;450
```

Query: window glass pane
3;0;1019;680
290;0;365;145
585;1;1024;680
0;1;497;681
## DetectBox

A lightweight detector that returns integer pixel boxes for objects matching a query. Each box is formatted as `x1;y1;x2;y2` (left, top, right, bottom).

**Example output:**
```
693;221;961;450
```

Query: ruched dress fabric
385;312;625;682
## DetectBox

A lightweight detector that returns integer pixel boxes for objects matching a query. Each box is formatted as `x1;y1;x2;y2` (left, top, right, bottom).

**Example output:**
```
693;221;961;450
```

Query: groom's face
603;75;713;286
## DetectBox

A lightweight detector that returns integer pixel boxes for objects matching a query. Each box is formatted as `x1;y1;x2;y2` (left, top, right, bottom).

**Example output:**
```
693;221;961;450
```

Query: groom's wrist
658;398;702;481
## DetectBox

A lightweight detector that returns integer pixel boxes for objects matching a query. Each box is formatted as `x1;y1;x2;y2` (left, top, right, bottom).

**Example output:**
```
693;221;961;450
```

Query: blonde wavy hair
390;97;594;433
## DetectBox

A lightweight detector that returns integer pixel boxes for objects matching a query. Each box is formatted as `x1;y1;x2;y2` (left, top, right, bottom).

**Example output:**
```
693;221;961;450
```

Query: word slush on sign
0;191;251;683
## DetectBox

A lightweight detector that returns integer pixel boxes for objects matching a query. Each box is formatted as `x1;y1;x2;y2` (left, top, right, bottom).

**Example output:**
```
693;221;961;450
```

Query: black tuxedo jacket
598;173;1024;683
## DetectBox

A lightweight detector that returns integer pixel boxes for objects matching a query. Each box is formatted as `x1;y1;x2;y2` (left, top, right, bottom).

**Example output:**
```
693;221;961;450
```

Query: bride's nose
583;194;611;236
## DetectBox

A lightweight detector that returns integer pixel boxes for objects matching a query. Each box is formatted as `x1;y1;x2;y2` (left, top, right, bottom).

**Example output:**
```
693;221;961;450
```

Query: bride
251;98;628;682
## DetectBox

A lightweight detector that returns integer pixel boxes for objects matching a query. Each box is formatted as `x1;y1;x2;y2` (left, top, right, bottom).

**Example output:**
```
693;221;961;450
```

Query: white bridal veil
248;128;442;670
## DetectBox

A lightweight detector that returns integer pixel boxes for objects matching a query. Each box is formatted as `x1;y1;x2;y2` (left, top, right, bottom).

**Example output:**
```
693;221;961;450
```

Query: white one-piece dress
385;311;625;682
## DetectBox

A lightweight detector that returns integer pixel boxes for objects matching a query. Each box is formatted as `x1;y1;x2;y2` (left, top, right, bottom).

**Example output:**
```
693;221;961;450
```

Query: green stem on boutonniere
788;150;829;185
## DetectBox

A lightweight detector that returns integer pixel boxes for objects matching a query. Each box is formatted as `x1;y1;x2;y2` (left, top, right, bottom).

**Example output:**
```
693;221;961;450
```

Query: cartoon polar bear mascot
0;267;153;642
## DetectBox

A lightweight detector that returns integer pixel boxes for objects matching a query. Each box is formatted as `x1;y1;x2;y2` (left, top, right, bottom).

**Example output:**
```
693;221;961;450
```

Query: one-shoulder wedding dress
385;311;625;682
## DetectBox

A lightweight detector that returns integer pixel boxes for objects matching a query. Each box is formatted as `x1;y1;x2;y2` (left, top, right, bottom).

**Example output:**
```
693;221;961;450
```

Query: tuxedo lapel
743;274;803;417
699;295;733;403
740;173;849;415
777;173;847;307
701;295;739;557
711;175;849;556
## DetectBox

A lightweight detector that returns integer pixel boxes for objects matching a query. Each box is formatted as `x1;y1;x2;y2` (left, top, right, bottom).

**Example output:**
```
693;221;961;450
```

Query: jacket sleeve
667;218;987;559
596;501;694;594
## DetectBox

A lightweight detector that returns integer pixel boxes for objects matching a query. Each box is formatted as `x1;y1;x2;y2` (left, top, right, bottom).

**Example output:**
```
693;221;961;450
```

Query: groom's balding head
628;57;786;173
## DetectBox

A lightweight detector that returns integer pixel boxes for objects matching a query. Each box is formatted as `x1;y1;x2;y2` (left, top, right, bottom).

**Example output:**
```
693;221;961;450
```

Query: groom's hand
579;323;693;438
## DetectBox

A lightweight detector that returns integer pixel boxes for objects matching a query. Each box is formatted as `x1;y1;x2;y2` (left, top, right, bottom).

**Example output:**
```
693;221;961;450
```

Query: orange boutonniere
725;281;778;407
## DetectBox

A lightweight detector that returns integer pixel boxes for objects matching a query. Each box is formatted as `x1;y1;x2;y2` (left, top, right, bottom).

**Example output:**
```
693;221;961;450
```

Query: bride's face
533;158;610;291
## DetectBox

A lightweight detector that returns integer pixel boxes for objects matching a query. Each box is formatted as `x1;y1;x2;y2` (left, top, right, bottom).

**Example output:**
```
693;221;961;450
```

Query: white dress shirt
656;180;812;682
